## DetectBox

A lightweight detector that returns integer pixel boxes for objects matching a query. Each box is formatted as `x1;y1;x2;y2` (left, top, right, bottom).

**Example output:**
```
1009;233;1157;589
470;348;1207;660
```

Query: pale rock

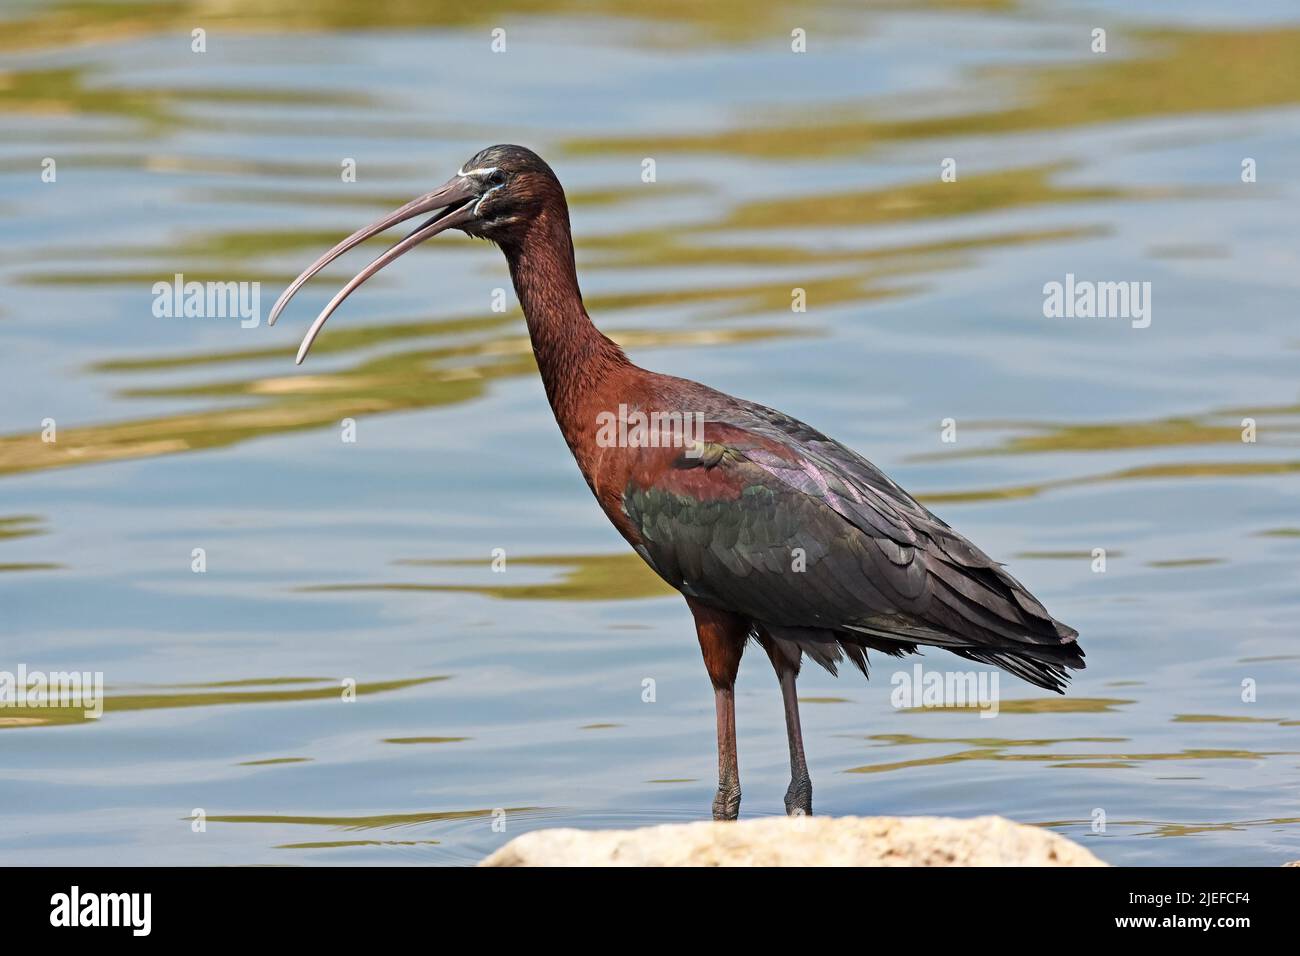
480;814;1107;867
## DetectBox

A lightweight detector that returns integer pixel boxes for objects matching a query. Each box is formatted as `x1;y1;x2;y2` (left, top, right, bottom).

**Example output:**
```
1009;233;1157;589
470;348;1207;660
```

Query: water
1;0;1298;866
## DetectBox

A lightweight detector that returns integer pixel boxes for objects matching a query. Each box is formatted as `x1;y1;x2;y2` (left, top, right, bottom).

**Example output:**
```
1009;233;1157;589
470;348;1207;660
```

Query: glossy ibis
269;145;1084;820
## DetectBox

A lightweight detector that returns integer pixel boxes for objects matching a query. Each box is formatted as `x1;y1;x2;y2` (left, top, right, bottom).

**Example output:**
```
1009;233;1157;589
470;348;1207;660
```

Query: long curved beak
268;174;481;364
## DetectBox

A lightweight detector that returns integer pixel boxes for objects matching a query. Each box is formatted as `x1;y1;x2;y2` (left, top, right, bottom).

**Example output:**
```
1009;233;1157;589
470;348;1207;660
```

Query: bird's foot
712;784;742;821
784;778;812;817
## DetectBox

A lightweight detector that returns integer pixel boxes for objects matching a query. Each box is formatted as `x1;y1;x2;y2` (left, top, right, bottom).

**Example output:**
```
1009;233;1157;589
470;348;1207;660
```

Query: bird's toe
784;779;812;817
712;785;742;821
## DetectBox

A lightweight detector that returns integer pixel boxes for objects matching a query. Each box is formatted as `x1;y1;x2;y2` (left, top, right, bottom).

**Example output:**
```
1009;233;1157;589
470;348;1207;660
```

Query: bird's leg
712;684;741;821
776;667;812;816
687;598;747;822
758;634;812;816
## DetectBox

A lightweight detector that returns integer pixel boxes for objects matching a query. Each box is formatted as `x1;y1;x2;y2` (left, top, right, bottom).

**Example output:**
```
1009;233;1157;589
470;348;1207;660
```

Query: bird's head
268;144;564;364
454;144;564;243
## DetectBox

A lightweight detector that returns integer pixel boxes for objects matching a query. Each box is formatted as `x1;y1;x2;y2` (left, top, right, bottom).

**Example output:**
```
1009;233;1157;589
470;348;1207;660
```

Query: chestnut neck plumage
503;203;630;439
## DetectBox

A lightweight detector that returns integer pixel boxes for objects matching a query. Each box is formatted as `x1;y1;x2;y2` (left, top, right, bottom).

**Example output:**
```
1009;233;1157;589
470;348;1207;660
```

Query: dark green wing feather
621;402;1083;690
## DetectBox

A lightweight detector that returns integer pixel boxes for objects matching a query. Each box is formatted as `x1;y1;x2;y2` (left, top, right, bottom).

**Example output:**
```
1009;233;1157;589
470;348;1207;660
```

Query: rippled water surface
2;0;1298;865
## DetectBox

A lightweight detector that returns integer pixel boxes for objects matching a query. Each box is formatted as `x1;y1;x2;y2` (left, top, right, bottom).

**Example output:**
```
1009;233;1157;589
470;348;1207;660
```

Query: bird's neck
505;208;629;423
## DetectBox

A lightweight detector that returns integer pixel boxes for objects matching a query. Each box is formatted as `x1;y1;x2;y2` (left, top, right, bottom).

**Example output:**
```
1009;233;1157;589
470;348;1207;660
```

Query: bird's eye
486;169;507;187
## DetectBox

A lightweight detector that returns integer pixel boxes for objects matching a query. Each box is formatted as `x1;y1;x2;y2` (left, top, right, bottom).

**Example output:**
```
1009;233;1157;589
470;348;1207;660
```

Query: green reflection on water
912;401;1300;459
141;676;335;688
198;806;541;831
383;736;470;744
0;0;859;54
847;747;1294;775
306;552;677;602
275;839;441;849
1040;816;1300;839
0;675;447;729
901;697;1135;714
866;733;1129;747
584;225;1104;272
0;516;60;571
0;515;44;539
1172;714;1294;725
716;165;1124;231
0;65;365;126
921;459;1300;505
1015;550;1125;561
0;0;1033;61
565;29;1300;158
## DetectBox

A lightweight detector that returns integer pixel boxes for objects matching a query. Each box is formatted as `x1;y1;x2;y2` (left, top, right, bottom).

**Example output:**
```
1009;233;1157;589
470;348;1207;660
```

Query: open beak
268;174;481;364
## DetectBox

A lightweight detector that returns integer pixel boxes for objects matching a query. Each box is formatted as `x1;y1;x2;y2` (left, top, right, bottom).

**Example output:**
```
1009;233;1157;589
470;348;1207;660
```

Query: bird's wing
620;401;1081;685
